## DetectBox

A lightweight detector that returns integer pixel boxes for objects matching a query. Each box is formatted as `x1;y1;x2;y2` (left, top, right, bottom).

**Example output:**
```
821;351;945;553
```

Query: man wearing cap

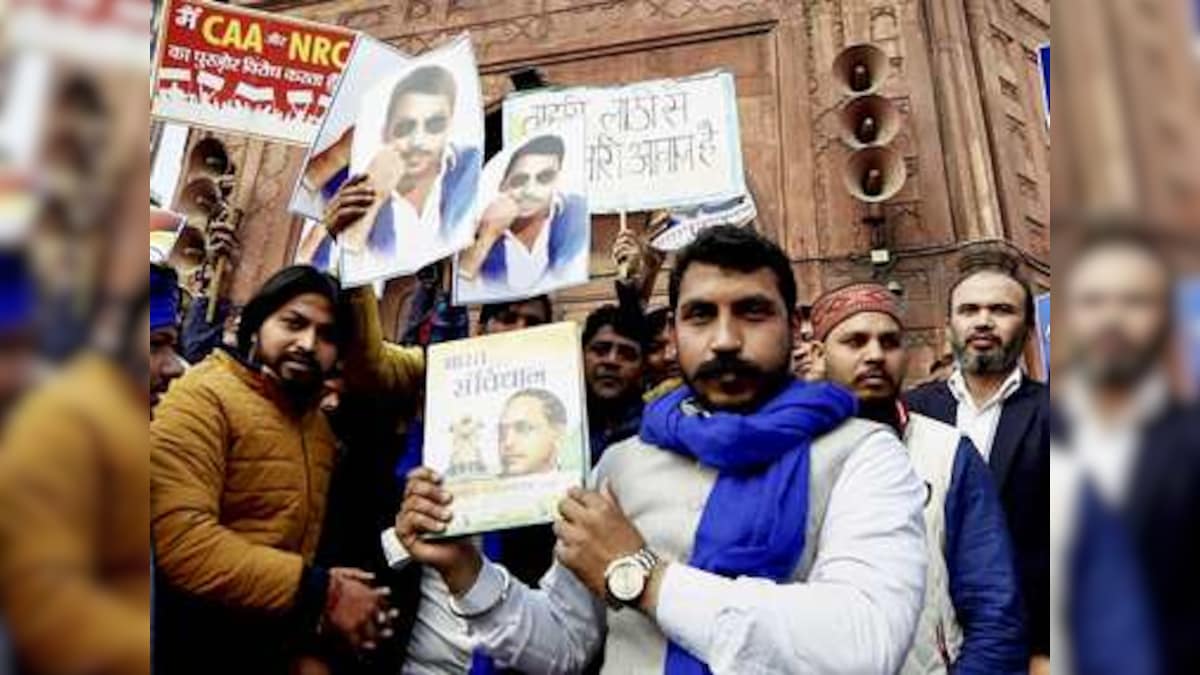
151;266;397;674
809;282;1026;675
149;264;186;412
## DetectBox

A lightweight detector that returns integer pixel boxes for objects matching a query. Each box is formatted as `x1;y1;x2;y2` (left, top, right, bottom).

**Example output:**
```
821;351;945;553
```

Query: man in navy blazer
1051;227;1200;674
905;257;1050;669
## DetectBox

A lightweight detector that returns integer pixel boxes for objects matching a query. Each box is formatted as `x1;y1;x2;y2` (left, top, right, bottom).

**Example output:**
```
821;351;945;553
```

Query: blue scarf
639;380;857;675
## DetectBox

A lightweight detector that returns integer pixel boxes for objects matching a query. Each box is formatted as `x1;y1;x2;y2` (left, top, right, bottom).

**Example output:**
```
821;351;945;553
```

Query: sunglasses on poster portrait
504;168;559;190
389;114;450;139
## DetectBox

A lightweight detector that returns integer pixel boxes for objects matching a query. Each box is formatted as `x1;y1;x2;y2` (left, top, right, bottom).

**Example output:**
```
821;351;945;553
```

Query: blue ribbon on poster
1035;293;1050;381
1038;44;1050;125
1177;279;1200;391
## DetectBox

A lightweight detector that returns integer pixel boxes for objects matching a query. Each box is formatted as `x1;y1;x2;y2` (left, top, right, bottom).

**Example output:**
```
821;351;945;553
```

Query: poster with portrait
423;322;589;537
452;117;589;305
289;33;484;287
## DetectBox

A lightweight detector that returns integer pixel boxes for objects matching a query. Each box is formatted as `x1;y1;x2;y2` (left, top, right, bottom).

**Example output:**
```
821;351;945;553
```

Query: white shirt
380;528;477;674
1061;371;1168;507
947;367;1024;462
449;430;927;674
340;148;454;286
500;195;561;291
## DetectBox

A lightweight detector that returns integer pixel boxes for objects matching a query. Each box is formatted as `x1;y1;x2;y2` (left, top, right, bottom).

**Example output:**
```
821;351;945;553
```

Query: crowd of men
0;104;1197;672
1;174;1197;675
128;168;1069;675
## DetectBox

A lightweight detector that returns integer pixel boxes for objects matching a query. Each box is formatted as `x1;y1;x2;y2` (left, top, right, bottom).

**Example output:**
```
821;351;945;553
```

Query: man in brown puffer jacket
151;266;411;675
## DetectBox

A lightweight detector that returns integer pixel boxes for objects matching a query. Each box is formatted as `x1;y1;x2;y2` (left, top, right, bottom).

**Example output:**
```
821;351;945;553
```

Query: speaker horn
842;147;907;203
832;44;889;96
177;177;225;221
186;137;232;179
837;94;901;149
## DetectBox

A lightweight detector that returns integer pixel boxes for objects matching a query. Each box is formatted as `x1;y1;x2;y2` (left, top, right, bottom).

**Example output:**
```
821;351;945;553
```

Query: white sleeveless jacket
900;413;966;674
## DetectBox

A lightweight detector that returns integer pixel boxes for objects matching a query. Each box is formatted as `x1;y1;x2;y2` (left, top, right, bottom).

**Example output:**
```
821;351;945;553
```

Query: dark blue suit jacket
1053;401;1200;674
479;193;589;284
905;377;1050;658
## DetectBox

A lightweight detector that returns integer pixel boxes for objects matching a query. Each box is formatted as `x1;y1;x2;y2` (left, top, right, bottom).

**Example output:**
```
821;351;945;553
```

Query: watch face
608;560;645;602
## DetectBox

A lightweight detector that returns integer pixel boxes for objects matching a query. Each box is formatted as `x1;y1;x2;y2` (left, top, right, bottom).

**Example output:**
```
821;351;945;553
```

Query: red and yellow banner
151;0;355;145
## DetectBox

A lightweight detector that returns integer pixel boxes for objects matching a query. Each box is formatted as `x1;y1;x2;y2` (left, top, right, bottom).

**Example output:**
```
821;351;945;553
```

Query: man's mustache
282;350;320;372
592;365;622;380
693;355;764;382
855;366;896;388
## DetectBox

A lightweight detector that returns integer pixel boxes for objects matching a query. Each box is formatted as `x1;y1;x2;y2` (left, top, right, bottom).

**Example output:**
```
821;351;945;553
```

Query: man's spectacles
504;168;558;190
390;114;450;139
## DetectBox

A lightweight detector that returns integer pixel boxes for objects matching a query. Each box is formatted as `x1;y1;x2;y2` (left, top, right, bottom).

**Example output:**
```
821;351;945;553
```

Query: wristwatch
604;547;660;610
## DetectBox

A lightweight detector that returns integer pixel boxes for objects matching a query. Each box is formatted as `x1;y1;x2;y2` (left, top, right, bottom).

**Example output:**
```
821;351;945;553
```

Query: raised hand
394;468;481;594
320;174;376;242
458;194;520;280
611;228;645;280
553;484;646;600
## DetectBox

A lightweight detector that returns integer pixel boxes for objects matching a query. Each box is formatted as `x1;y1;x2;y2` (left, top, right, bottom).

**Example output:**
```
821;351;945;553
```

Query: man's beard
1077;329;1168;389
953;330;1026;376
266;351;326;401
682;352;791;413
857;397;903;434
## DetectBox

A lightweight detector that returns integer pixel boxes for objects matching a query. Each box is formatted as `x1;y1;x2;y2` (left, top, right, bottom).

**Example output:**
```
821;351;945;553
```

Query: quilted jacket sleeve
150;373;304;613
342;286;425;398
0;391;150;675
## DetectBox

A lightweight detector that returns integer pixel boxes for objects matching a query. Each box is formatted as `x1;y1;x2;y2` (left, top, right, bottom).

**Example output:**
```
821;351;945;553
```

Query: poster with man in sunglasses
291;34;484;287
454;120;589;305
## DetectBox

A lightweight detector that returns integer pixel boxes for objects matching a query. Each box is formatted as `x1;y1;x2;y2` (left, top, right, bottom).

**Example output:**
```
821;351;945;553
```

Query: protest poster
1178;278;1200;391
291;33;484;287
1035;292;1050;381
10;0;150;67
151;0;354;145
423;322;588;537
649;192;756;252
150;207;187;264
453;117;589;305
503;70;745;214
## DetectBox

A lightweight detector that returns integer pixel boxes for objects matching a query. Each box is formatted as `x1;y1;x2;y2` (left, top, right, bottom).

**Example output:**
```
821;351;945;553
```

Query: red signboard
151;0;355;145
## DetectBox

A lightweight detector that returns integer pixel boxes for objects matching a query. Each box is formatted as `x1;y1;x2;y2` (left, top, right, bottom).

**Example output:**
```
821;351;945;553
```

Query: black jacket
905;376;1050;657
1053;400;1200;674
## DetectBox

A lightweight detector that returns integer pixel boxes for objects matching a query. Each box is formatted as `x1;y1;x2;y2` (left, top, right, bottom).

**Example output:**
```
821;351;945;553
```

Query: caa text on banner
151;0;354;145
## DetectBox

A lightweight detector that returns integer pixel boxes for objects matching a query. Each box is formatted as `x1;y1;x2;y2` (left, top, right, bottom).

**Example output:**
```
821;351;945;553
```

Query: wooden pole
206;257;225;322
617;210;630;280
206;141;250;322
